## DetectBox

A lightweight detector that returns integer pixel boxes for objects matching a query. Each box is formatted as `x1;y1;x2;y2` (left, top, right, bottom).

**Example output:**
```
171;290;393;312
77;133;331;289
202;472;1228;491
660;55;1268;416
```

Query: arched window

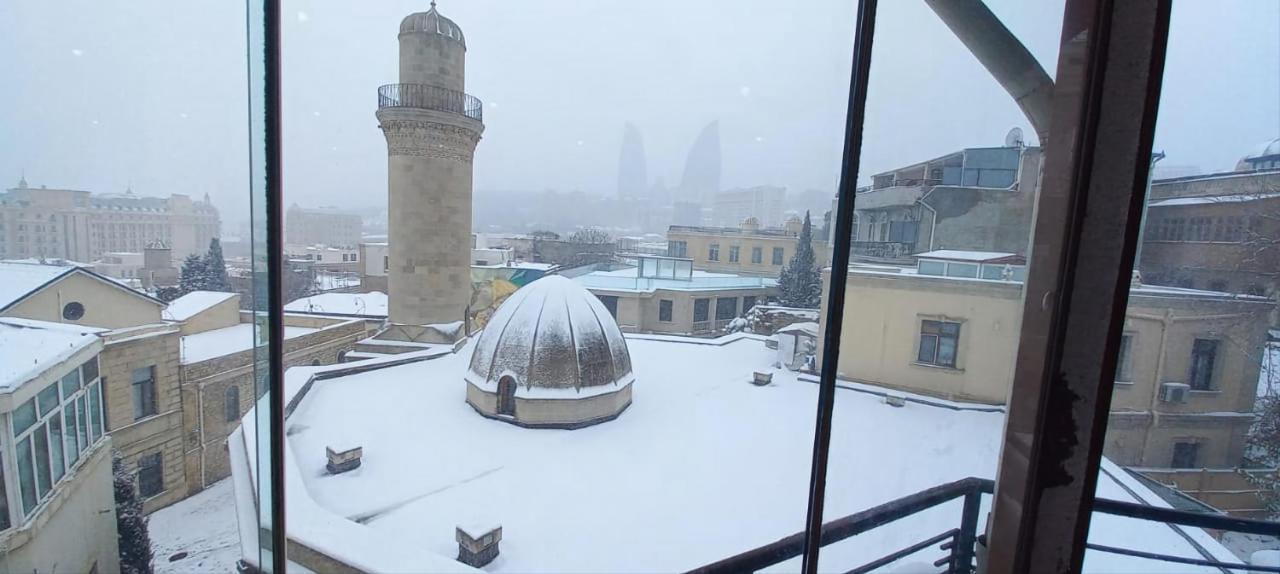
224;385;240;423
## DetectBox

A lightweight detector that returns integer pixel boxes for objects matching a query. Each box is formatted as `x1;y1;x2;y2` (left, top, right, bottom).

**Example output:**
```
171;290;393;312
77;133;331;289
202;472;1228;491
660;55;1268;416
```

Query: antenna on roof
1004;127;1025;148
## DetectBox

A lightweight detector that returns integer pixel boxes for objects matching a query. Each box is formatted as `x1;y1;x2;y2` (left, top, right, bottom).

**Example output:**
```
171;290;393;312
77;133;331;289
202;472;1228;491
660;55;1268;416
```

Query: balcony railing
690;476;1280;574
851;240;915;260
377;83;483;121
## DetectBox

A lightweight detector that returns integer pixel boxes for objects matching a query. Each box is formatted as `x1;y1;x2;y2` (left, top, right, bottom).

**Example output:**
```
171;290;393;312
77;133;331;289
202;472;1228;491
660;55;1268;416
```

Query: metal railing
377;83;483;121
689;476;1280;573
869;177;943;191
851;240;915;259
688;478;990;574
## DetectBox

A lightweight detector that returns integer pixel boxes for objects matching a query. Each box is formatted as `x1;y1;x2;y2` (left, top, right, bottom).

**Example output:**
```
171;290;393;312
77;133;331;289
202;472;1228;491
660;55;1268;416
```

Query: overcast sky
1;1;1276;228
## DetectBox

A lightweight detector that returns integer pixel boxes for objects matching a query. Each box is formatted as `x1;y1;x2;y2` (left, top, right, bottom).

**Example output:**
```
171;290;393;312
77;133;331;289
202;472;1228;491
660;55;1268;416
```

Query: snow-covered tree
177;254;208;295
113;456;154;574
202;238;231;292
569;227;612;245
777;211;822;309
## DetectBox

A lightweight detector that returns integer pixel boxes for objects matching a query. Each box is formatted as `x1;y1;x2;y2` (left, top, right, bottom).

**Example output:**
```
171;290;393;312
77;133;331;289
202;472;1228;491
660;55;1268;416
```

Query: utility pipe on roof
923;0;1055;144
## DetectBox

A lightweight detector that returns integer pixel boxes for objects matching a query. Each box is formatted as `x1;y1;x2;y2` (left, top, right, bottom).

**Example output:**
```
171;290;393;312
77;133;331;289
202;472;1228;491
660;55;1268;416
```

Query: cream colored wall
179;294;243;335
3;271;162;329
594;287;774;335
818;270;1022;405
669;230;829;277
0;440;120;574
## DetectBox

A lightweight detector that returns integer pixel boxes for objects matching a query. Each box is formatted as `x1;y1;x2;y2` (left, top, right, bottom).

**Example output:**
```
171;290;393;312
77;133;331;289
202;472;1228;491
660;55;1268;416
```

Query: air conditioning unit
1160;382;1190;403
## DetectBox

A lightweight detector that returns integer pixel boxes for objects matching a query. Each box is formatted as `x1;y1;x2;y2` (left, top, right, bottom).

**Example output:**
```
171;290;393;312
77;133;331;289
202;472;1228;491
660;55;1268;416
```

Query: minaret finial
430;0;437;8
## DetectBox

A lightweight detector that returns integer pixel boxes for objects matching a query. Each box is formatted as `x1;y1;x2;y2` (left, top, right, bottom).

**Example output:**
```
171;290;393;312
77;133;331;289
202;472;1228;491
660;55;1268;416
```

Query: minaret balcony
377;83;483;122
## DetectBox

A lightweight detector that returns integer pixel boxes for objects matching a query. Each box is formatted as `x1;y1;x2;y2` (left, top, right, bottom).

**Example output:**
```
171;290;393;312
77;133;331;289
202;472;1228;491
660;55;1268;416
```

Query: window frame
658;299;673;323
131;365;158;420
916;319;961;368
136;452;164;499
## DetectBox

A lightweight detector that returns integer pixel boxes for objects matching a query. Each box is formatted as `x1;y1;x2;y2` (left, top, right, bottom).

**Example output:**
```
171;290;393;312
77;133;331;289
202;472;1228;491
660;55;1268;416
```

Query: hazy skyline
1;1;1277;228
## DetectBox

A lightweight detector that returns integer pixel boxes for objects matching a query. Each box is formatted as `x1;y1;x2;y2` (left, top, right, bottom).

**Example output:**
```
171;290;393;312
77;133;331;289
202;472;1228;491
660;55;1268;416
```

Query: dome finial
430;0;437;8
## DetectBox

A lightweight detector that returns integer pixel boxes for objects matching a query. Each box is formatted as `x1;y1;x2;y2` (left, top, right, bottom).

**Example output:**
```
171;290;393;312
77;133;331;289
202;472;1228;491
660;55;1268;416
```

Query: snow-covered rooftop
181;323;318;364
575;267;776;293
163;290;237;322
914;250;1021;262
0;318;103;391
262;335;1237;572
0;261;76;310
284;292;388;318
1148;191;1280;207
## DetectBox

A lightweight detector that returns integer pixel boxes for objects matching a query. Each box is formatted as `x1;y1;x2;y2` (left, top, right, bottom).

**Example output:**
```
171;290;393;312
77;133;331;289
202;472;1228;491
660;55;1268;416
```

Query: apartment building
0;178;220;264
667;217;830;278
818;251;1273;469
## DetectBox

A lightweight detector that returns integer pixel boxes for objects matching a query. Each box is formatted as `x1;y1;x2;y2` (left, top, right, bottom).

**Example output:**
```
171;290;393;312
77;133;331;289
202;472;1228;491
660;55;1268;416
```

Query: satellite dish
1005;127;1025;148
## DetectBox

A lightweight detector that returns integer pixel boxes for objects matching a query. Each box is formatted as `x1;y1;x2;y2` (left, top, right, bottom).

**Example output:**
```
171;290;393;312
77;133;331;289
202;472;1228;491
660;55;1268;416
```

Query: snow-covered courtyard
150;478;240;574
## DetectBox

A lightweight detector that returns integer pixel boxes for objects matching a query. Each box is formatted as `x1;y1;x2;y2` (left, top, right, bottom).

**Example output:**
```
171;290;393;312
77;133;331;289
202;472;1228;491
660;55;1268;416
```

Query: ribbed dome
1246;137;1280;160
399;3;466;47
466;275;633;393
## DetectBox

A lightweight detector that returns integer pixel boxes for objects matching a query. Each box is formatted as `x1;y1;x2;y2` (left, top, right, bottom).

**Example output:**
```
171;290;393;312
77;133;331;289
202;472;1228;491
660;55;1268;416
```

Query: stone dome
465;276;634;428
399;2;466;47
467;275;633;394
1247;137;1280;161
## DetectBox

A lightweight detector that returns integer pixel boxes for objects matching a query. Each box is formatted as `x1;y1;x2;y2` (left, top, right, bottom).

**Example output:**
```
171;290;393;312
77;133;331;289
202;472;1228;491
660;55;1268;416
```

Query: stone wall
181;319;368;490
100;325;189;513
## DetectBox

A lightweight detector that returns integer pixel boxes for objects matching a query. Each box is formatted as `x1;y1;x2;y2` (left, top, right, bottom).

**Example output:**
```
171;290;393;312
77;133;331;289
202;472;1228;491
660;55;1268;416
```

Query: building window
743;296;757;313
0;458;10;530
708;243;720;261
772;247;784;265
61;301;85;321
917;320;960;368
751;247;763;264
597;295;619;318
668;240;688;258
715;298;737;321
131;366;158;420
137;453;164;499
383;255;389;272
728;245;740;263
693;298;710;323
1115;334;1133;382
1171;441;1200;468
225;385;240;422
658;300;673;322
1188;339;1218;391
10;366;105;519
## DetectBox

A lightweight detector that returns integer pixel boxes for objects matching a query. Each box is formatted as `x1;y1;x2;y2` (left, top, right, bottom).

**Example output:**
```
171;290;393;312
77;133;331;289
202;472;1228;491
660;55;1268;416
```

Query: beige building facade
819;261;1273;470
0;319;120;574
0;178;220;264
0;262;189;512
667;218;830;278
576;256;777;336
285;204;363;248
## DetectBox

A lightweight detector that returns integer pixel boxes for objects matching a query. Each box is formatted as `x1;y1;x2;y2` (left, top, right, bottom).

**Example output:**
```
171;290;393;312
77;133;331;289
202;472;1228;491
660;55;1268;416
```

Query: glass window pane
32;427;51;500
16;437;36;516
918;260;945;276
945;262;979;278
81;357;99;383
89;383;104;442
49;414;65;483
12;399;36;435
918;334;938;364
61;370;80;398
37;383;60;418
0;458;10;530
63;404;79;467
76;396;88;453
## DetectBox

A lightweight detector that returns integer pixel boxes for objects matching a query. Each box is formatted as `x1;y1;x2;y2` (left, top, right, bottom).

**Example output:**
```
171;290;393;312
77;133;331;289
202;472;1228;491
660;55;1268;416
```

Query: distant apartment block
846;145;1042;262
818;251;1273;470
285;204;363;248
575;255;776;335
0;178;220;264
1138;162;1280;304
712;186;786;228
667;217;830;278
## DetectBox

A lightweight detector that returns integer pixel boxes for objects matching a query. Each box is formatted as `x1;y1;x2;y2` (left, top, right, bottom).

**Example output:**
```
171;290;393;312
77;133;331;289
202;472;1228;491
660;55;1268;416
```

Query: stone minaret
377;2;484;334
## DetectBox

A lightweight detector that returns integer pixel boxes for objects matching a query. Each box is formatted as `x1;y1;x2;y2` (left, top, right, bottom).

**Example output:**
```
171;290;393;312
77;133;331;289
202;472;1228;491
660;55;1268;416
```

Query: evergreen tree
202;238;231;292
777;211;822;308
113;456;155;574
178;253;208;295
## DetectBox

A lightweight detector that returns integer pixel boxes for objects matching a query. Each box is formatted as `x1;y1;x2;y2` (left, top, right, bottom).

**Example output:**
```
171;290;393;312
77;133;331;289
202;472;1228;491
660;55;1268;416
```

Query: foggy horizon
2;0;1277;229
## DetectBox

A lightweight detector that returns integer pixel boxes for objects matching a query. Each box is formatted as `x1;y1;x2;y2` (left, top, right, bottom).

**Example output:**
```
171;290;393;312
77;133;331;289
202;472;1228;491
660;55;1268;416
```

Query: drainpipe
1138;308;1174;466
1133;151;1166;277
918;193;939;252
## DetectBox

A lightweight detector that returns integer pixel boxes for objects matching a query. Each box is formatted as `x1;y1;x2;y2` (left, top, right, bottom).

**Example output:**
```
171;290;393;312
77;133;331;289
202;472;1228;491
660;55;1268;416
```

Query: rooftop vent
326;445;363;474
457;523;502;568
